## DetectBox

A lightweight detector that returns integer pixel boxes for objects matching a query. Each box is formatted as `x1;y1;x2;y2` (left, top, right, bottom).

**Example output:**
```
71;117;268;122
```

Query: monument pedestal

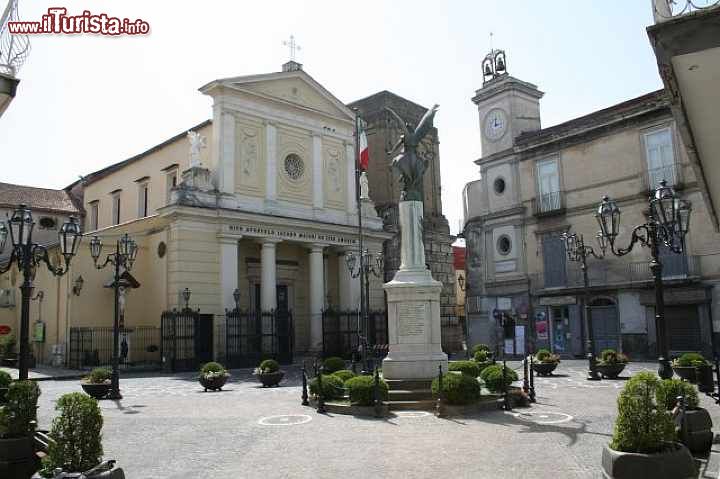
382;201;448;380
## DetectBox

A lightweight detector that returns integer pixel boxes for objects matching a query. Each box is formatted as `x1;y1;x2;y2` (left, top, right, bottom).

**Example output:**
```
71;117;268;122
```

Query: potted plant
656;378;713;454
595;349;629;379
479;364;518;393
0;335;17;367
0;380;41;479
198;362;229;392
253;359;284;387
471;343;493;361
473;349;493;373
671;352;709;383
0;370;11;403
601;372;695;479
532;349;560;376
81;368;112;400
38;392;124;478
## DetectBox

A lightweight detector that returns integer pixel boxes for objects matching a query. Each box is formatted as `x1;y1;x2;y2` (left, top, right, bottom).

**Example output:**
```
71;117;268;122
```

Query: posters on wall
514;325;525;355
535;311;548;341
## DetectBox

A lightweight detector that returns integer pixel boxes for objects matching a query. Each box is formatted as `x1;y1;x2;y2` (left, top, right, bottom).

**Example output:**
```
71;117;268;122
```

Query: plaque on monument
398;303;426;337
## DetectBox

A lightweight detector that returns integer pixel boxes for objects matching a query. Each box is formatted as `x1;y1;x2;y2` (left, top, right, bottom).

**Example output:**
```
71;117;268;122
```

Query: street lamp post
561;231;604;380
345;249;383;373
89;233;138;399
0;204;82;380
595;180;691;379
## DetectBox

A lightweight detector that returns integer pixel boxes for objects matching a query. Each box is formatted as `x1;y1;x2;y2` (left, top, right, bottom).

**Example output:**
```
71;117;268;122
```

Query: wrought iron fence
224;309;294;368
532;191;564;216
652;0;720;22
322;309;388;360
67;326;161;370
0;0;30;76
160;309;215;372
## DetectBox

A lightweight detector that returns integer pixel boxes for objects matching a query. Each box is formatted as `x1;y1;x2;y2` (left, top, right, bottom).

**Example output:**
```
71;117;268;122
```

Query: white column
219;236;240;311
345;142;356;216
338;250;360;311
312;133;324;209
265;121;277;202
260;239;280;311
308;244;325;351
215;109;235;194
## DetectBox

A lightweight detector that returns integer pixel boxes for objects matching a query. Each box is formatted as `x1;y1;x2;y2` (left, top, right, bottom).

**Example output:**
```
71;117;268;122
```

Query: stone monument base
382;268;448;380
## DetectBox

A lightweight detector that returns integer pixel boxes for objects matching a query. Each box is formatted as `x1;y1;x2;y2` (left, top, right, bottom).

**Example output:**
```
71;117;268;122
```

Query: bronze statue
385;104;439;201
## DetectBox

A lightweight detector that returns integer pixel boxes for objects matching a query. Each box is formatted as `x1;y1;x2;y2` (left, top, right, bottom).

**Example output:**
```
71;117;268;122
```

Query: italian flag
359;127;369;171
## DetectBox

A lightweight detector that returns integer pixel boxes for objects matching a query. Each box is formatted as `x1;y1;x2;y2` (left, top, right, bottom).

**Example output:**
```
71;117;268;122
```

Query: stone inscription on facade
398;303;426;337
226;224;357;246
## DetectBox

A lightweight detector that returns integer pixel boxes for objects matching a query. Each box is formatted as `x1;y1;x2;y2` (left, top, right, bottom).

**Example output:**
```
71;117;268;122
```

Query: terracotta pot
596;363;626;379
532;362;558;376
258;371;284;387
672;366;697;383
81;382;111;400
199;374;228;391
601;442;696;479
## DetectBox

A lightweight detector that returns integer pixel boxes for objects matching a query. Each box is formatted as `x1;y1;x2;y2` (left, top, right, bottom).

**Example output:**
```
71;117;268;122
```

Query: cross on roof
283;35;301;62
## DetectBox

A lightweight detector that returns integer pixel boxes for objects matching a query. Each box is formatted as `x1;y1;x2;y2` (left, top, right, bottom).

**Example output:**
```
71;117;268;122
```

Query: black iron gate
225;309;294;368
161;309;214;372
322;309;387;359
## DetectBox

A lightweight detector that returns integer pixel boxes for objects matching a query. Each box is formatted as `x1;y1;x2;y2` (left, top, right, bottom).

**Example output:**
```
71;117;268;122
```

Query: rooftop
0;182;80;215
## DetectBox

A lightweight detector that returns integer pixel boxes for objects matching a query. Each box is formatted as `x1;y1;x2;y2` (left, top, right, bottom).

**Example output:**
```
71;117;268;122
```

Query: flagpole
353;107;368;374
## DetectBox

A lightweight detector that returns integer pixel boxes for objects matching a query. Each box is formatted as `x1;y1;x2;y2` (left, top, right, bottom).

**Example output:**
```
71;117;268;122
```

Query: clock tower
472;50;544;158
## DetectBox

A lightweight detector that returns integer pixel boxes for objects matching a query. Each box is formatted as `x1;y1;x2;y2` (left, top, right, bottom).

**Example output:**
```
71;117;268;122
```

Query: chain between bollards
373;367;383;418
436;364;445;418
301;361;309;406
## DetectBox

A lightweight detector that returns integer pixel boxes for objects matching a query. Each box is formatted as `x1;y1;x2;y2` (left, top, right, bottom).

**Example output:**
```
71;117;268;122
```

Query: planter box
81;383;110;400
601;442;695;479
0;387;7;404
258;371;284;387
596;363;626;379
680;408;713;454
0;435;37;479
532;362;558;376
672;366;697;383
199;374;228;391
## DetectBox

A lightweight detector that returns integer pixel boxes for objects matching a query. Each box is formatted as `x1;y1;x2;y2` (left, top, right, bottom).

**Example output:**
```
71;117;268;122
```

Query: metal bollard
317;370;326;414
436;364;445;417
522;354;530;395
529;353;536;403
502;359;512;411
373;367;383;418
301;362;309;406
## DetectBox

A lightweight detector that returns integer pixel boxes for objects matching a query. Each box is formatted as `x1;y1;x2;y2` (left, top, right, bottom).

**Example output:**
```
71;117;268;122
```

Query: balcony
0;0;30;118
644;164;680;192
532;191;565;217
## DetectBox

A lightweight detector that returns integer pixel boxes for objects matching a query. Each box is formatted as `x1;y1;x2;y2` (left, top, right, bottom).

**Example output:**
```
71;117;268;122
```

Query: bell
496;56;506;73
483;62;493;77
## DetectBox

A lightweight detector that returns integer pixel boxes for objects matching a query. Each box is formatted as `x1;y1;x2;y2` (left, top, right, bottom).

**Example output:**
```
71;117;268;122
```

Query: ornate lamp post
89;233;138;399
182;287;192;311
561;230;605;380
345;249;383;373
0;204;82;380
595;180;691;379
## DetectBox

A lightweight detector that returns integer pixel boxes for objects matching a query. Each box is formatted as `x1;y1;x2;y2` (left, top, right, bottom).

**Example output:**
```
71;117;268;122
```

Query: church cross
283;35;301;61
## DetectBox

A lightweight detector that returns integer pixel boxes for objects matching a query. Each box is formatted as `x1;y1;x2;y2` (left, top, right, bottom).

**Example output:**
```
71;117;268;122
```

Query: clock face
484;108;508;142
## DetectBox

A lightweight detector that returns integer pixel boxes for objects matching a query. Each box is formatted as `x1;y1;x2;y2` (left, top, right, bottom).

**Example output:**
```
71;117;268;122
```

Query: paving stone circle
506;411;574;425
258;414;312;426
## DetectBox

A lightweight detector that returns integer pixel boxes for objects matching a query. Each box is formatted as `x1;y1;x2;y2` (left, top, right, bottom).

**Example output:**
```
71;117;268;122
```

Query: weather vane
283;35;301;62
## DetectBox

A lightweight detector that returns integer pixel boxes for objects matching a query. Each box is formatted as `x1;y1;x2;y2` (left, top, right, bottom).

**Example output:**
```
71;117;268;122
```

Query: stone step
388;389;434;401
385;399;437;411
385;379;434;391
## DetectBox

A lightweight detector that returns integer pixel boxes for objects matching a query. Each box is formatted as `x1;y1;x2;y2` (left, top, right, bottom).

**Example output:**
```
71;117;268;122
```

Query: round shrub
200;362;226;375
431;372;480;405
480;364;518;393
656;378;699;410
346;375;389;406
322;356;346;373
610;371;675;453
535;349;551;361
309;374;344;400
332;369;356;383
0;370;11;388
471;344;491;356
43;392;103;475
675;352;709;367
476;361;493;375
449;360;480;378
473;350;489;362
258;359;279;374
0;380;40;437
87;367;111;384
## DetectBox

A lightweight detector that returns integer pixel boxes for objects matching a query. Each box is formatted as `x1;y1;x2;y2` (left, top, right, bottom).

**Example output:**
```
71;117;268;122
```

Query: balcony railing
532;191;565;217
652;0;720;23
645;164;680;192
0;0;30;76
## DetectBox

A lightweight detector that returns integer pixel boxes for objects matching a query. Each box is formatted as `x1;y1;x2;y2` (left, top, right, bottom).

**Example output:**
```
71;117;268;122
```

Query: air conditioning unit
0;289;15;308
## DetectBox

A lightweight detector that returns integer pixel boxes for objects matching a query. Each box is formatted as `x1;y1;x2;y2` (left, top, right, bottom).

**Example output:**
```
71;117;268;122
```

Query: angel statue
187;130;206;168
385;104;439;201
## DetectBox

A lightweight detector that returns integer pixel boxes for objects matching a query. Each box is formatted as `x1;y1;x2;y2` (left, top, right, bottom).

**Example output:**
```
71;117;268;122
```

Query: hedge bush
309;374;344;400
471;344;491;356
449;360;481;378
473;350;489;363
0;369;11;388
480;364;518;393
322;356;346;373
0;380;40;438
431;372;480;405
332;369;356;383
0;335;15;358
656;378;699;411
200;362;226;374
258;359;280;374
675;352;709;367
610;372;675;453
346;375;388;406
87;368;111;384
43;392;103;475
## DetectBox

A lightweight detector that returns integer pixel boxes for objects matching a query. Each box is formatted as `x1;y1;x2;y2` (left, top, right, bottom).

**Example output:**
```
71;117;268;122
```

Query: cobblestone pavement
33;360;720;479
